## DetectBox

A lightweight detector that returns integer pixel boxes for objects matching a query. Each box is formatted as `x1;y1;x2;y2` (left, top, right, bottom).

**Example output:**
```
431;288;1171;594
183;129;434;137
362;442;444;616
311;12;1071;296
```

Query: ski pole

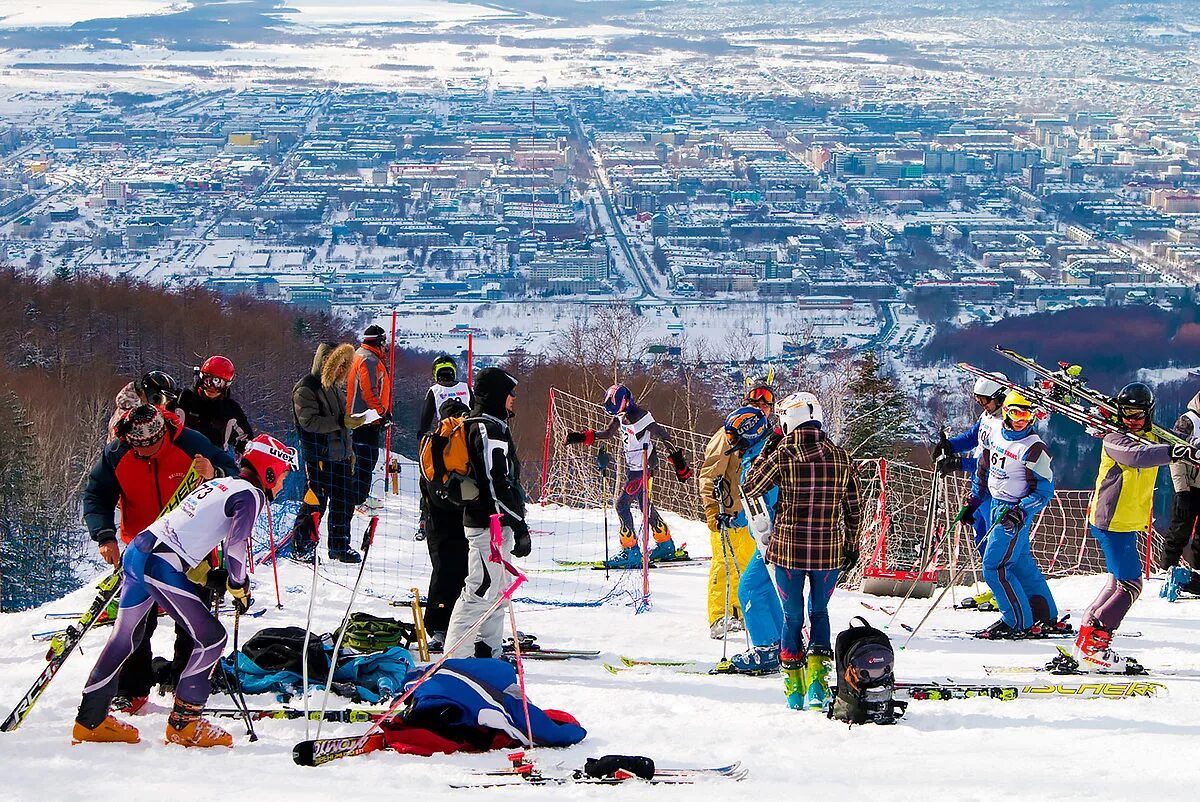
230;607;259;742
314;515;378;741
301;510;321;740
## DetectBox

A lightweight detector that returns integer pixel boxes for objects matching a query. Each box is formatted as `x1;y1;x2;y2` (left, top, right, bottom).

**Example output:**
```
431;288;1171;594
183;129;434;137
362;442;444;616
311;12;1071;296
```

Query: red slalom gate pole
384;309;397;487
467;332;473;385
538;387;556;501
265;503;283;609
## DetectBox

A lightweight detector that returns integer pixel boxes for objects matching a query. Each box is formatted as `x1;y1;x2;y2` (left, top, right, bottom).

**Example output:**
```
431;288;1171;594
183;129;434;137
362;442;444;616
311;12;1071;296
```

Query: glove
761;427;784;457
566;430;595;446
841;545;860;573
227;580;252;614
1170;443;1200;465
668;449;692;482
931;431;953;463
714;512;734;529
935;455;962;476
953;504;976;526
998;505;1026;533
595;447;611;475
343;413;368;430
511;521;531;558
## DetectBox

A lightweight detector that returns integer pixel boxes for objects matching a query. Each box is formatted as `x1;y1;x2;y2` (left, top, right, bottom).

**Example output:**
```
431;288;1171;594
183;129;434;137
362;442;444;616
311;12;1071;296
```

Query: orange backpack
418;416;480;506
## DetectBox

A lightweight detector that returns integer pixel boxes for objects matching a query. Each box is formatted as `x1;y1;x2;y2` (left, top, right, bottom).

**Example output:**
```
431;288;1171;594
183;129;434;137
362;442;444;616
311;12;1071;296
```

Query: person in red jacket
82;404;238;710
346;324;392;511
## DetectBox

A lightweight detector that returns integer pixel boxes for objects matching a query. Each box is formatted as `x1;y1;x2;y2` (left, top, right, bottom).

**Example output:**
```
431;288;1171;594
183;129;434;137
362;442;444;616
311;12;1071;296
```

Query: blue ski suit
948;411;1002;552
735;438;783;649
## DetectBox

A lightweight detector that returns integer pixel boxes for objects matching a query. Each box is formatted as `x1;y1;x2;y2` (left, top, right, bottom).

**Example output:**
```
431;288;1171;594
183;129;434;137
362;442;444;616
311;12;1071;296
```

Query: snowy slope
2;491;1199;802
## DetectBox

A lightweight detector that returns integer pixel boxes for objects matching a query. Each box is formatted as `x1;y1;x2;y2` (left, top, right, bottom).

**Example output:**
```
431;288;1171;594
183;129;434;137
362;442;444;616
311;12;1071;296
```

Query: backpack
419;415;480;507
337;612;419;653
827;617;906;726
241;626;330;677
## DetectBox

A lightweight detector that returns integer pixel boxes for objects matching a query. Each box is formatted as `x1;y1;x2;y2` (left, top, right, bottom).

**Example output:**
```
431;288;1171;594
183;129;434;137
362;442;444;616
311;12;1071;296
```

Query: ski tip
292;740;316;767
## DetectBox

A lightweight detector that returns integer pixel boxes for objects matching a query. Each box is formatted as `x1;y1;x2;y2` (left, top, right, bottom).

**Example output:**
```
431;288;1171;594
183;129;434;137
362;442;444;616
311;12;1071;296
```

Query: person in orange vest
346;325;392;526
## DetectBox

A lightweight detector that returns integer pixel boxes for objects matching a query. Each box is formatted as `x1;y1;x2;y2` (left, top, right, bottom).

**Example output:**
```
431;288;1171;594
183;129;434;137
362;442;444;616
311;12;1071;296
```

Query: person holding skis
742;391;861;710
564;384;692;568
82;404;238;714
972;391;1063;639
1161;389;1200;599
72;434;296;747
346;324;392;511
744;383;776;419
291;342;360;563
416;355;473;539
444;368;528;659
1074;383;1198;671
177;355;254;455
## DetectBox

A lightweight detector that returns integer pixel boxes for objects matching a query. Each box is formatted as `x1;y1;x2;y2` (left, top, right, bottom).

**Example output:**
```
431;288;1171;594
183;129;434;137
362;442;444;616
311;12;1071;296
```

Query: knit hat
119;404;166;448
473;367;517;418
362;324;386;345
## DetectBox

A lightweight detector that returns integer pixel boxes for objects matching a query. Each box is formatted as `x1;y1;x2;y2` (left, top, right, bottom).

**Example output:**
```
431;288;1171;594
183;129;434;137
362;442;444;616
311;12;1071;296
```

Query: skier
564;384;693;568
742;391;861;709
1074;383;1198;671
290;342;360;563
444;368;528;659
108;371;179;438
744;383;776;419
177;355;254;454
416;355;473;539
72;434;297;747
419;397;472;652
82;404;238;714
1161;389;1200;599
346;325;392;511
972;391;1063;639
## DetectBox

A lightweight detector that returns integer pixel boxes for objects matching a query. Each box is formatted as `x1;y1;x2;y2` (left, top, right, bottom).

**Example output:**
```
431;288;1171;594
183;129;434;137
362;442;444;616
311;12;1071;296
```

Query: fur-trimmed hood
321;343;355;389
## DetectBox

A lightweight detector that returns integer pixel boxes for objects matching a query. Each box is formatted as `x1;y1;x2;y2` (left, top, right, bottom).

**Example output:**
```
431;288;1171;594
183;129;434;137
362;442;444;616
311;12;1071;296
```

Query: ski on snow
205;707;386;723
984;645;1200;679
450;752;747;788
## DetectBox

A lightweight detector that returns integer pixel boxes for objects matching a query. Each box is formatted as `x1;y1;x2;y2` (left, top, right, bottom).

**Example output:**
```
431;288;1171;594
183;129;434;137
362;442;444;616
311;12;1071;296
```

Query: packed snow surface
2;490;1198;801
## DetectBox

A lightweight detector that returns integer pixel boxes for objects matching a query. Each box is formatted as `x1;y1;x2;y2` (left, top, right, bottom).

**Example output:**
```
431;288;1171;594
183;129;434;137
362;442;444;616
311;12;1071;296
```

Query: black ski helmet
1114;382;1155;428
136;371;179;407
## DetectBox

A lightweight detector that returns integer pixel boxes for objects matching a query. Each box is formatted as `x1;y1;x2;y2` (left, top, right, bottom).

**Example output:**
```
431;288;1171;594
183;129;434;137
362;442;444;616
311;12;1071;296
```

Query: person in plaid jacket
742;391;862;711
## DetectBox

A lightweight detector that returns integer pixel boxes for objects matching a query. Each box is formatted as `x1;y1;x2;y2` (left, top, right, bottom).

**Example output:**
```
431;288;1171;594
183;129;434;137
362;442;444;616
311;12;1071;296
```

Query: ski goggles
1004;405;1035;423
200;375;231;391
746;387;775;405
1118;408;1147;421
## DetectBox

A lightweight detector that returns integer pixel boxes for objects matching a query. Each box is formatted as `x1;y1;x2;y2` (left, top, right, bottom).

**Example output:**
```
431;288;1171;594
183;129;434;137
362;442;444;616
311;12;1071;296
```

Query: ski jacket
462;410;526;530
591;405;677;472
418;380;473;435
177;388;254;452
82;415;238;546
949;410;1002;494
976;424;1054;513
147;476;263;587
742;425;861;571
737;436;778;529
1170;392;1200;493
347;342;391;418
1089;431;1172;533
293;343;354;464
699;427;742;529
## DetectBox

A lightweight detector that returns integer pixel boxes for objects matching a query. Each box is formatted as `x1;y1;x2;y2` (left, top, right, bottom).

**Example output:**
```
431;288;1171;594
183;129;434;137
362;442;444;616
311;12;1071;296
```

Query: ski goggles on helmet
1118;406;1148;420
1004;405;1035;423
201;374;231;391
746;386;775;406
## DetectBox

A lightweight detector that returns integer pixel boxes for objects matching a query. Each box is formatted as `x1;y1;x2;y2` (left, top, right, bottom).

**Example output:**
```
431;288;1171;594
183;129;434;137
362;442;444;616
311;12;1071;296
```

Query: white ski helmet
778;391;823;434
972;372;1009;400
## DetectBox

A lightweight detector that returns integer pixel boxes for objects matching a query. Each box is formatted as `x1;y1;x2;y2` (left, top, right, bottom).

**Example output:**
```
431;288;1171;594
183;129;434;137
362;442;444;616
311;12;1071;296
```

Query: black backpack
241;626;331;677
827;617;906;726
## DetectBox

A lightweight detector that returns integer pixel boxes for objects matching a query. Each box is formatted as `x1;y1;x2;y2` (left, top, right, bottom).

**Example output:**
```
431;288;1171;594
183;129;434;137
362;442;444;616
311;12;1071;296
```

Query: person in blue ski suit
933;373;1008;553
973;391;1061;638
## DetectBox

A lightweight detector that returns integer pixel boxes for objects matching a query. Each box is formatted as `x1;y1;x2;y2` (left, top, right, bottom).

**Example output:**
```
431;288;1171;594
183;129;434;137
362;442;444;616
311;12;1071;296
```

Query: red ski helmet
241;434;298;490
198;355;235;393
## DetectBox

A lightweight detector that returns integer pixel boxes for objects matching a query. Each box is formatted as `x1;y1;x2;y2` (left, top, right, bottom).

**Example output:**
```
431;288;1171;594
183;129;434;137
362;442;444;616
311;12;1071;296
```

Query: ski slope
2;494;1199;802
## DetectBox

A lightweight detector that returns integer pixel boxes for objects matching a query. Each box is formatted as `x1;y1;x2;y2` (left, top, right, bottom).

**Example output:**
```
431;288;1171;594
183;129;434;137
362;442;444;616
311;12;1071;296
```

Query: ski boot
328;548;362;564
72;715;140;745
709;617;731;639
1028;616;1073;638
727;616;745;633
1072;626;1144;674
958;589;997;611
725;643;780;675
973;619;1020;640
426;631;446;654
110;694;149;715
604;545;644;569
804;649;833;710
164;699;232;748
782;659;807;710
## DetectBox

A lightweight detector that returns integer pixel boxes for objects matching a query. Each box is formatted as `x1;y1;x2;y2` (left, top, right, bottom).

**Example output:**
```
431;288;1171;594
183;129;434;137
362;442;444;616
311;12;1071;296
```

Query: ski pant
423;503;470;634
707;524;755;625
1084;525;1143;630
772;567;838;663
972;497;992;555
739;546;783;648
1162;489;1200;569
78;532;226;728
981;507;1057;630
614;470;670;549
351;424;383;506
445;524;515;659
291;458;354;554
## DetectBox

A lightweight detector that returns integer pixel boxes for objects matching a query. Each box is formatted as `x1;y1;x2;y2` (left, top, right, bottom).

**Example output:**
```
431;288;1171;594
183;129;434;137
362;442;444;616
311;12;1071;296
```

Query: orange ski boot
72;715;140;745
164;698;232;748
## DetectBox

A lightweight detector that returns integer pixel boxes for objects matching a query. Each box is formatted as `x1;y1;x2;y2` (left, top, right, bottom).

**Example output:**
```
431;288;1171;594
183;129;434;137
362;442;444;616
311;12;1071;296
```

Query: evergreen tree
52;263;72;282
842;351;911;459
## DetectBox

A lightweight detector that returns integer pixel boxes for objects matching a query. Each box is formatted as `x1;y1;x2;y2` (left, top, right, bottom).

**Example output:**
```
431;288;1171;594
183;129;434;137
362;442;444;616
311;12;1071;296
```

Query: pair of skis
603;655;773;677
502;633;598;661
451;751;746;788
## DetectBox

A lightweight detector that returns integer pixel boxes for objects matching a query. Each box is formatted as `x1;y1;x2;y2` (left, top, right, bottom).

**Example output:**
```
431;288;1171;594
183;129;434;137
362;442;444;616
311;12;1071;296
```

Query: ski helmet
603;384;633;416
1002;390;1035;427
362;324;387;346
432;355;457;382
724;406;769;453
136;370;179;407
972;372;1009;403
198;355;235;393
118;404;166;448
1114;382;1154;428
241;433;298;490
777;391;823;434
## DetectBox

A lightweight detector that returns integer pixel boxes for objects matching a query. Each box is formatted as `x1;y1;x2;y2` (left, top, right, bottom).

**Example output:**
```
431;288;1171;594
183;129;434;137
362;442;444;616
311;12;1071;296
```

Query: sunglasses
747;388;775;405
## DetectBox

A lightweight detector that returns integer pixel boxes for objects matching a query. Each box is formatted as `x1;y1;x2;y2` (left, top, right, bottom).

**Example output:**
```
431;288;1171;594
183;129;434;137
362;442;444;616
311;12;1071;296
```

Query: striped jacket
742;426;861;571
346;343;391;418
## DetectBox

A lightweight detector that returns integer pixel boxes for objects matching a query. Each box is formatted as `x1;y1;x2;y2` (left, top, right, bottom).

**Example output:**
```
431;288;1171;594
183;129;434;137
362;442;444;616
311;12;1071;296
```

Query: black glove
931;431;953;463
998;505;1026;533
566;430;592;446
511;521;531;558
595;447;611;475
841;545;860;573
1170;443;1200;465
668;449;692;482
935;455;962;476
953;503;976;526
204;567;229;597
714;512;734;529
761;427;784;457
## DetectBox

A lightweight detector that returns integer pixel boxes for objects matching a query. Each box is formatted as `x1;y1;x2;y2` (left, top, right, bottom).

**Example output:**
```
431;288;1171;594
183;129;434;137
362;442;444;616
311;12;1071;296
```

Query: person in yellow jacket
1075;382;1197;672
698;407;769;639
